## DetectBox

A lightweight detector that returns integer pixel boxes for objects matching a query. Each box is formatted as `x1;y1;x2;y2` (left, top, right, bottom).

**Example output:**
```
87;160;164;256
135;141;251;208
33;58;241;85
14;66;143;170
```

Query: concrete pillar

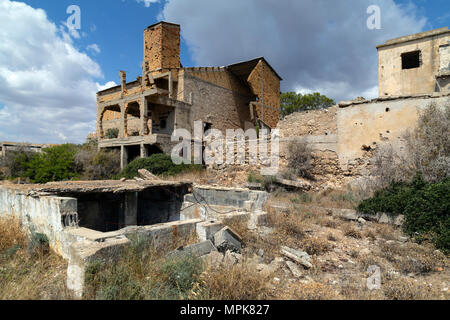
119;102;125;138
140;144;147;158
124;192;138;227
120;145;128;170
140;97;148;135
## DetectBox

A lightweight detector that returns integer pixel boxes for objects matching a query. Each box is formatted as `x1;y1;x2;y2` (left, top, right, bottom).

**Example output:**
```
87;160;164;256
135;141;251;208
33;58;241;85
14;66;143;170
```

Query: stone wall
247;60;281;128
277;94;450;188
183;71;254;133
144;22;180;72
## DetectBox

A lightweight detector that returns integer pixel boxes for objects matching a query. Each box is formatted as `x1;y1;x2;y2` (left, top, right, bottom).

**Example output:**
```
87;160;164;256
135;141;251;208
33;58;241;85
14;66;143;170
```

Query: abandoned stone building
277;27;450;188
378;27;450;96
96;21;282;169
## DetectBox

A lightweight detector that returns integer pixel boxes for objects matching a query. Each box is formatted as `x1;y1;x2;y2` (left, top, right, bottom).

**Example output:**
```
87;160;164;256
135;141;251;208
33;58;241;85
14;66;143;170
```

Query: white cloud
161;0;427;102
87;43;101;54
136;0;160;8
96;81;117;92
0;0;112;144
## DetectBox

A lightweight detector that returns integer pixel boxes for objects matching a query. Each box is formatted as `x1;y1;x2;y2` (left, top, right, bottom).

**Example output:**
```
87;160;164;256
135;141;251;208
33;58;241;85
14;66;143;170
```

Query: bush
120;153;202;179
285;139;313;180
75;143;120;180
370;101;450;188
25;144;79;183
357;175;450;253
0;147;36;179
105;128;119;139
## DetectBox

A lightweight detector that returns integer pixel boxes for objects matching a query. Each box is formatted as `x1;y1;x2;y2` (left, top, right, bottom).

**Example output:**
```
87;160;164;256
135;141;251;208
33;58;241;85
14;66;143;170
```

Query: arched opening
100;104;121;139
124;101;141;137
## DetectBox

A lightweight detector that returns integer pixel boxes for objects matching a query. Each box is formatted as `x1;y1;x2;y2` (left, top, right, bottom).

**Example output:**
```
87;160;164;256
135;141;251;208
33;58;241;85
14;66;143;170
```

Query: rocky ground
201;190;449;300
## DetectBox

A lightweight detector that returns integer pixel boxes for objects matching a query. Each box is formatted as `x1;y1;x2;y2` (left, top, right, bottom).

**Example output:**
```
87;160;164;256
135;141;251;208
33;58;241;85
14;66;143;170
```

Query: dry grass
300;236;331;256
191;263;274;300
342;224;362;239
0;217;69;300
0;216;26;252
281;281;339;300
373;224;399;241
382;277;443;300
378;241;446;275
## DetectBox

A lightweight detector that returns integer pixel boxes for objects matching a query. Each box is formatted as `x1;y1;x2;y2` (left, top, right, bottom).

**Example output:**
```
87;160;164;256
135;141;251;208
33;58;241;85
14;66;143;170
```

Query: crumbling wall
0;186;77;257
247;60;281;128
276;94;450;188
183;72;253;133
144;22;180;72
378;30;449;96
278;106;338;137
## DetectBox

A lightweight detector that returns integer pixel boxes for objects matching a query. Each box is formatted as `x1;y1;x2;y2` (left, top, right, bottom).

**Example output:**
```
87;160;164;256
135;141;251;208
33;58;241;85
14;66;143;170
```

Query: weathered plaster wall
0;186;77;258
378;31;450;96
277;94;450;187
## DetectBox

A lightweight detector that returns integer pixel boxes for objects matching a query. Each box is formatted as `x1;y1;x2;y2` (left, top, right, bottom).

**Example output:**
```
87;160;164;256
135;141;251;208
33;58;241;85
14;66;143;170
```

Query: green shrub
357;175;450;253
120;154;202;179
105;128;119;139
25;144;80;183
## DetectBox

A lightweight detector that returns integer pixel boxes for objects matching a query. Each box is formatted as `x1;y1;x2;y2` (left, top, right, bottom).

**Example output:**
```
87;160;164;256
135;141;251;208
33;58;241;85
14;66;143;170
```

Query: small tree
25;144;80;183
281;92;335;118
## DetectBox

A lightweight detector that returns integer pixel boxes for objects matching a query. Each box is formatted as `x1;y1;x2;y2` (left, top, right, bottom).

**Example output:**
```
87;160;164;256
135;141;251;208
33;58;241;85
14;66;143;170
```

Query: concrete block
280;246;312;269
196;220;224;242
248;211;268;229
168;240;217;259
214;226;242;253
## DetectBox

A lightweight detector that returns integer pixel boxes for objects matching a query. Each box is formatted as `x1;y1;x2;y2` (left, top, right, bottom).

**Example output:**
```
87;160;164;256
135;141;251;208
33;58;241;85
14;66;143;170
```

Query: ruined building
277;27;450;188
378;27;450;96
96;22;282;168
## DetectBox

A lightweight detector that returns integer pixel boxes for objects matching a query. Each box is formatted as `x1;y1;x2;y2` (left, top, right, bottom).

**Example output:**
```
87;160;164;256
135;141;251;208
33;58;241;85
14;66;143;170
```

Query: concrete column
119;102;125;138
168;71;173;99
120;145;128;170
140;143;147;158
124;192;138;227
140;97;148;135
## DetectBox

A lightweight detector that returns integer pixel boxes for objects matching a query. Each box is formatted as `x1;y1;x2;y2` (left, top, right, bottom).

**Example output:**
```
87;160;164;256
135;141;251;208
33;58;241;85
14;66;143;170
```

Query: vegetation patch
120;153;203;179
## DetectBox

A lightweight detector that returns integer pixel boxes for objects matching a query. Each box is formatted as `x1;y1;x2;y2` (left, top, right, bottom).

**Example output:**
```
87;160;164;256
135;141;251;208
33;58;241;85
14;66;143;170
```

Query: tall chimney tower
143;21;181;73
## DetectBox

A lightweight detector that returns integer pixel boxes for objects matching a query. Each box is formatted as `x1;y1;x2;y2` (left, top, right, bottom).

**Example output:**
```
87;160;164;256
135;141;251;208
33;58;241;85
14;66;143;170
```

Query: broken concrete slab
285;260;303;278
138;169;160;181
196;220;224;242
223;250;242;266
275;176;312;191
202;250;224;267
214;226;243;253
280;246;312;269
67;237;131;298
167;240;217;260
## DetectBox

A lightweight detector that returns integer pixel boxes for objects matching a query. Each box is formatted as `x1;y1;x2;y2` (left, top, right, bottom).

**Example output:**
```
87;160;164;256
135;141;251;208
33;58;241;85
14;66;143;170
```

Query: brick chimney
143;21;180;72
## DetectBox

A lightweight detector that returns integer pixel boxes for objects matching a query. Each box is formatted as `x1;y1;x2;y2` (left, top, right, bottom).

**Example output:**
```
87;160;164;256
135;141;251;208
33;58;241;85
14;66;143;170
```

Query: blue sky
23;0;195;83
0;0;449;144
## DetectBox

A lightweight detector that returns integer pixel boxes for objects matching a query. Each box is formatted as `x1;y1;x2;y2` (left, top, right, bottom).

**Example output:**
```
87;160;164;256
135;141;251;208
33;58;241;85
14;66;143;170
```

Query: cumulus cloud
0;0;111;144
136;0;159;7
87;43;101;54
161;0;427;102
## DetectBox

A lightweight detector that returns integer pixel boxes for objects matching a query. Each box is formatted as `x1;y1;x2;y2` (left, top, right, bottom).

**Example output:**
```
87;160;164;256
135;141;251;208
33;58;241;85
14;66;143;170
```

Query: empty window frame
401;50;421;69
